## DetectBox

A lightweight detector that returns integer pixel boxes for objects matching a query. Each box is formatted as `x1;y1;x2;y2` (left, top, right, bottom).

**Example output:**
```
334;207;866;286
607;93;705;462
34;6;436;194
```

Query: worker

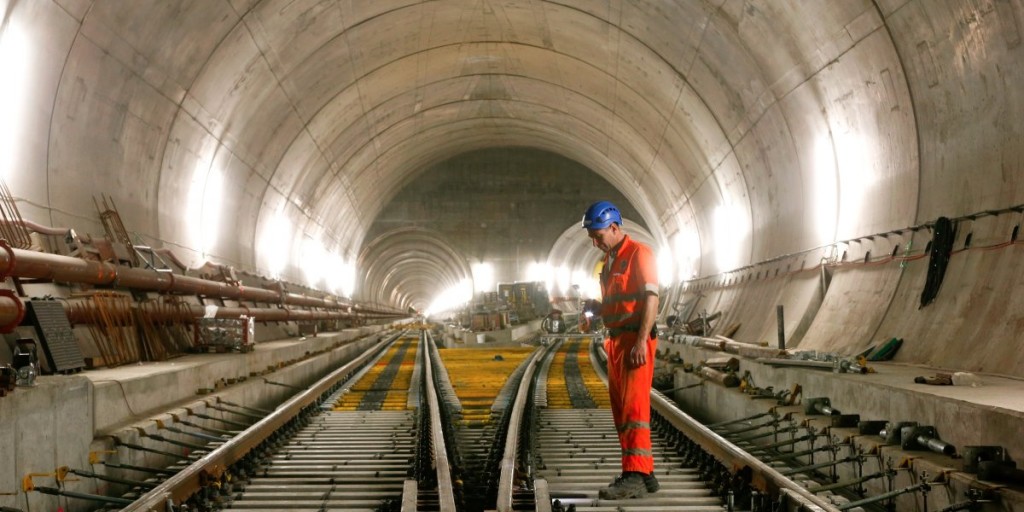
581;200;660;500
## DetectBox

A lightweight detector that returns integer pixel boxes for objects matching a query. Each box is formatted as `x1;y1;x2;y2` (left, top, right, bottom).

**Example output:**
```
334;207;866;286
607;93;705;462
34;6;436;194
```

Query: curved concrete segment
1;2;1022;371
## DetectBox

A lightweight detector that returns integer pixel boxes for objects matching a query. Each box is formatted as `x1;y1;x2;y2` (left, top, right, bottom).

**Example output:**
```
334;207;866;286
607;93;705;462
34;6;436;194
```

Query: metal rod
707;411;773;429
837;481;929;510
762;443;841;462
32;486;134;505
776;305;785;350
809;471;887;494
745;433;817;453
721;419;779;437
660;381;704;393
217;399;272;415
101;462;177;476
68;468;158;489
781;456;859;476
208;403;265;421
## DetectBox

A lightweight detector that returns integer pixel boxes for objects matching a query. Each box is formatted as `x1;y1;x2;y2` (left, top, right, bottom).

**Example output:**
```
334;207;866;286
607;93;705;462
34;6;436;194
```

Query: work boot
644;472;660;493
598;472;647;500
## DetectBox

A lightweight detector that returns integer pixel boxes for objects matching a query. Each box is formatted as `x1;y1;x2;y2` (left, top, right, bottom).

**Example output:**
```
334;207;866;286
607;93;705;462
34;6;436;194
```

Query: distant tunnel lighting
425;278;472;317
340;259;356;298
0;24;30;182
555;265;571;294
472;262;494;293
526;261;552;290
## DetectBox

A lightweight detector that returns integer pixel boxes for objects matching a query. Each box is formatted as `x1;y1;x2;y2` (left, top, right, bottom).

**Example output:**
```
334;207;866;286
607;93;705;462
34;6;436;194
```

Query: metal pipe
0;290;25;333
0;243;401;316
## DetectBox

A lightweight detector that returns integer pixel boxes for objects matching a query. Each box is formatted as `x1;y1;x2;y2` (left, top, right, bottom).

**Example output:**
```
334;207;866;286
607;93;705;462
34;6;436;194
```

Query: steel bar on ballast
423;332;457;512
495;348;543;512
119;333;397;511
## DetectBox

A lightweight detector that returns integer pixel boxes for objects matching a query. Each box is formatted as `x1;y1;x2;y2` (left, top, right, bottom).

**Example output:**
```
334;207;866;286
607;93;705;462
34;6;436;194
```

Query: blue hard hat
581;201;622;229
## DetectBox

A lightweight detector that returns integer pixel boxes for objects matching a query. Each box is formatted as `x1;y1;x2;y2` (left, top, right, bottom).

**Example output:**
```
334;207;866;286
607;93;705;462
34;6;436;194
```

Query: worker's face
587;224;619;253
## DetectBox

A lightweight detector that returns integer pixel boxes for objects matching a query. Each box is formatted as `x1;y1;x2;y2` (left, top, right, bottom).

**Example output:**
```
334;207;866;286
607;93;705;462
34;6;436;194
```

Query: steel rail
422;330;457;511
495;346;545;512
650;391;839;511
119;331;402;511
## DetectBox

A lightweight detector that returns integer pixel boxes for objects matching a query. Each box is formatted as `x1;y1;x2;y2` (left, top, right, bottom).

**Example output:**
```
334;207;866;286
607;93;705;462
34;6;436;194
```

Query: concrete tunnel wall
1;1;1022;375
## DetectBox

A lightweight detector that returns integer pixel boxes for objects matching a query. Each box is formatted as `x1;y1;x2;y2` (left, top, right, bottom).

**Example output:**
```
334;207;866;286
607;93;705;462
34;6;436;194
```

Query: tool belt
607;324;657;339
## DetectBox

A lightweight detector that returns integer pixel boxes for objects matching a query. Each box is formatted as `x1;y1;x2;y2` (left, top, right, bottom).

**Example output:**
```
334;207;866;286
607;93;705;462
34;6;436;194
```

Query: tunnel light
674;230;700;282
340;259;356;298
834;134;877;238
301;237;327;286
187;160;223;258
581;276;601;300
0;24;29;182
526;261;553;290
472;262;494;293
813;136;839;243
425;278;472;317
657;246;674;285
555;265;571;294
260;210;291;278
713;204;748;272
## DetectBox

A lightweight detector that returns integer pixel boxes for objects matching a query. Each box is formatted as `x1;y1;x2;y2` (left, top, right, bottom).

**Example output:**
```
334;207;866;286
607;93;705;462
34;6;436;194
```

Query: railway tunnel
0;1;1022;511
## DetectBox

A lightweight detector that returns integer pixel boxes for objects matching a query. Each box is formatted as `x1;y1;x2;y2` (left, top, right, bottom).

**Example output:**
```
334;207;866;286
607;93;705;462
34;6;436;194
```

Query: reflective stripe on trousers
604;331;656;473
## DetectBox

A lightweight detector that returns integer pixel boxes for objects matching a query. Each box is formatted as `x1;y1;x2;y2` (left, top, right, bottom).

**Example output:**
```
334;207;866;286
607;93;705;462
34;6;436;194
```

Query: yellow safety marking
439;347;536;426
546;339;610;409
333;337;419;411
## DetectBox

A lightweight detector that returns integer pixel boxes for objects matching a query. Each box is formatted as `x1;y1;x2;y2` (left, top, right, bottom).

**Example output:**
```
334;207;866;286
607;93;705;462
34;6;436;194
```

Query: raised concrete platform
0;323;403;512
662;336;1024;511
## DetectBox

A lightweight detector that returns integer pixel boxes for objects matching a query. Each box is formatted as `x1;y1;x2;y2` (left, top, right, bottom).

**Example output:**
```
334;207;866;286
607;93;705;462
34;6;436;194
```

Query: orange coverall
599;235;658;474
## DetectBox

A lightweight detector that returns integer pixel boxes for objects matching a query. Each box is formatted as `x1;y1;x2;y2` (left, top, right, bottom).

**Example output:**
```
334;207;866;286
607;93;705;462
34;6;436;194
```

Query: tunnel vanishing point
0;1;1023;511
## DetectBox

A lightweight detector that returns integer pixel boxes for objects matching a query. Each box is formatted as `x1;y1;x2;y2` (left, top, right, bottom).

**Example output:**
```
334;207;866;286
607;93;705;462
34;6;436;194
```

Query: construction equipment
900;425;957;456
193;316;255;353
805;397;840;416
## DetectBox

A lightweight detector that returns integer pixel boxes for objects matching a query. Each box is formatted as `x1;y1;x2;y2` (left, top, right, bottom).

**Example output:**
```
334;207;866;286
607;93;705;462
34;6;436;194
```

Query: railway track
105;327;945;512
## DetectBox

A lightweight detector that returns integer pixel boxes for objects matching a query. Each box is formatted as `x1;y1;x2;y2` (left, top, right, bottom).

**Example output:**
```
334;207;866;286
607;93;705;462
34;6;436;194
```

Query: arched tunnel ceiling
6;0;1024;308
